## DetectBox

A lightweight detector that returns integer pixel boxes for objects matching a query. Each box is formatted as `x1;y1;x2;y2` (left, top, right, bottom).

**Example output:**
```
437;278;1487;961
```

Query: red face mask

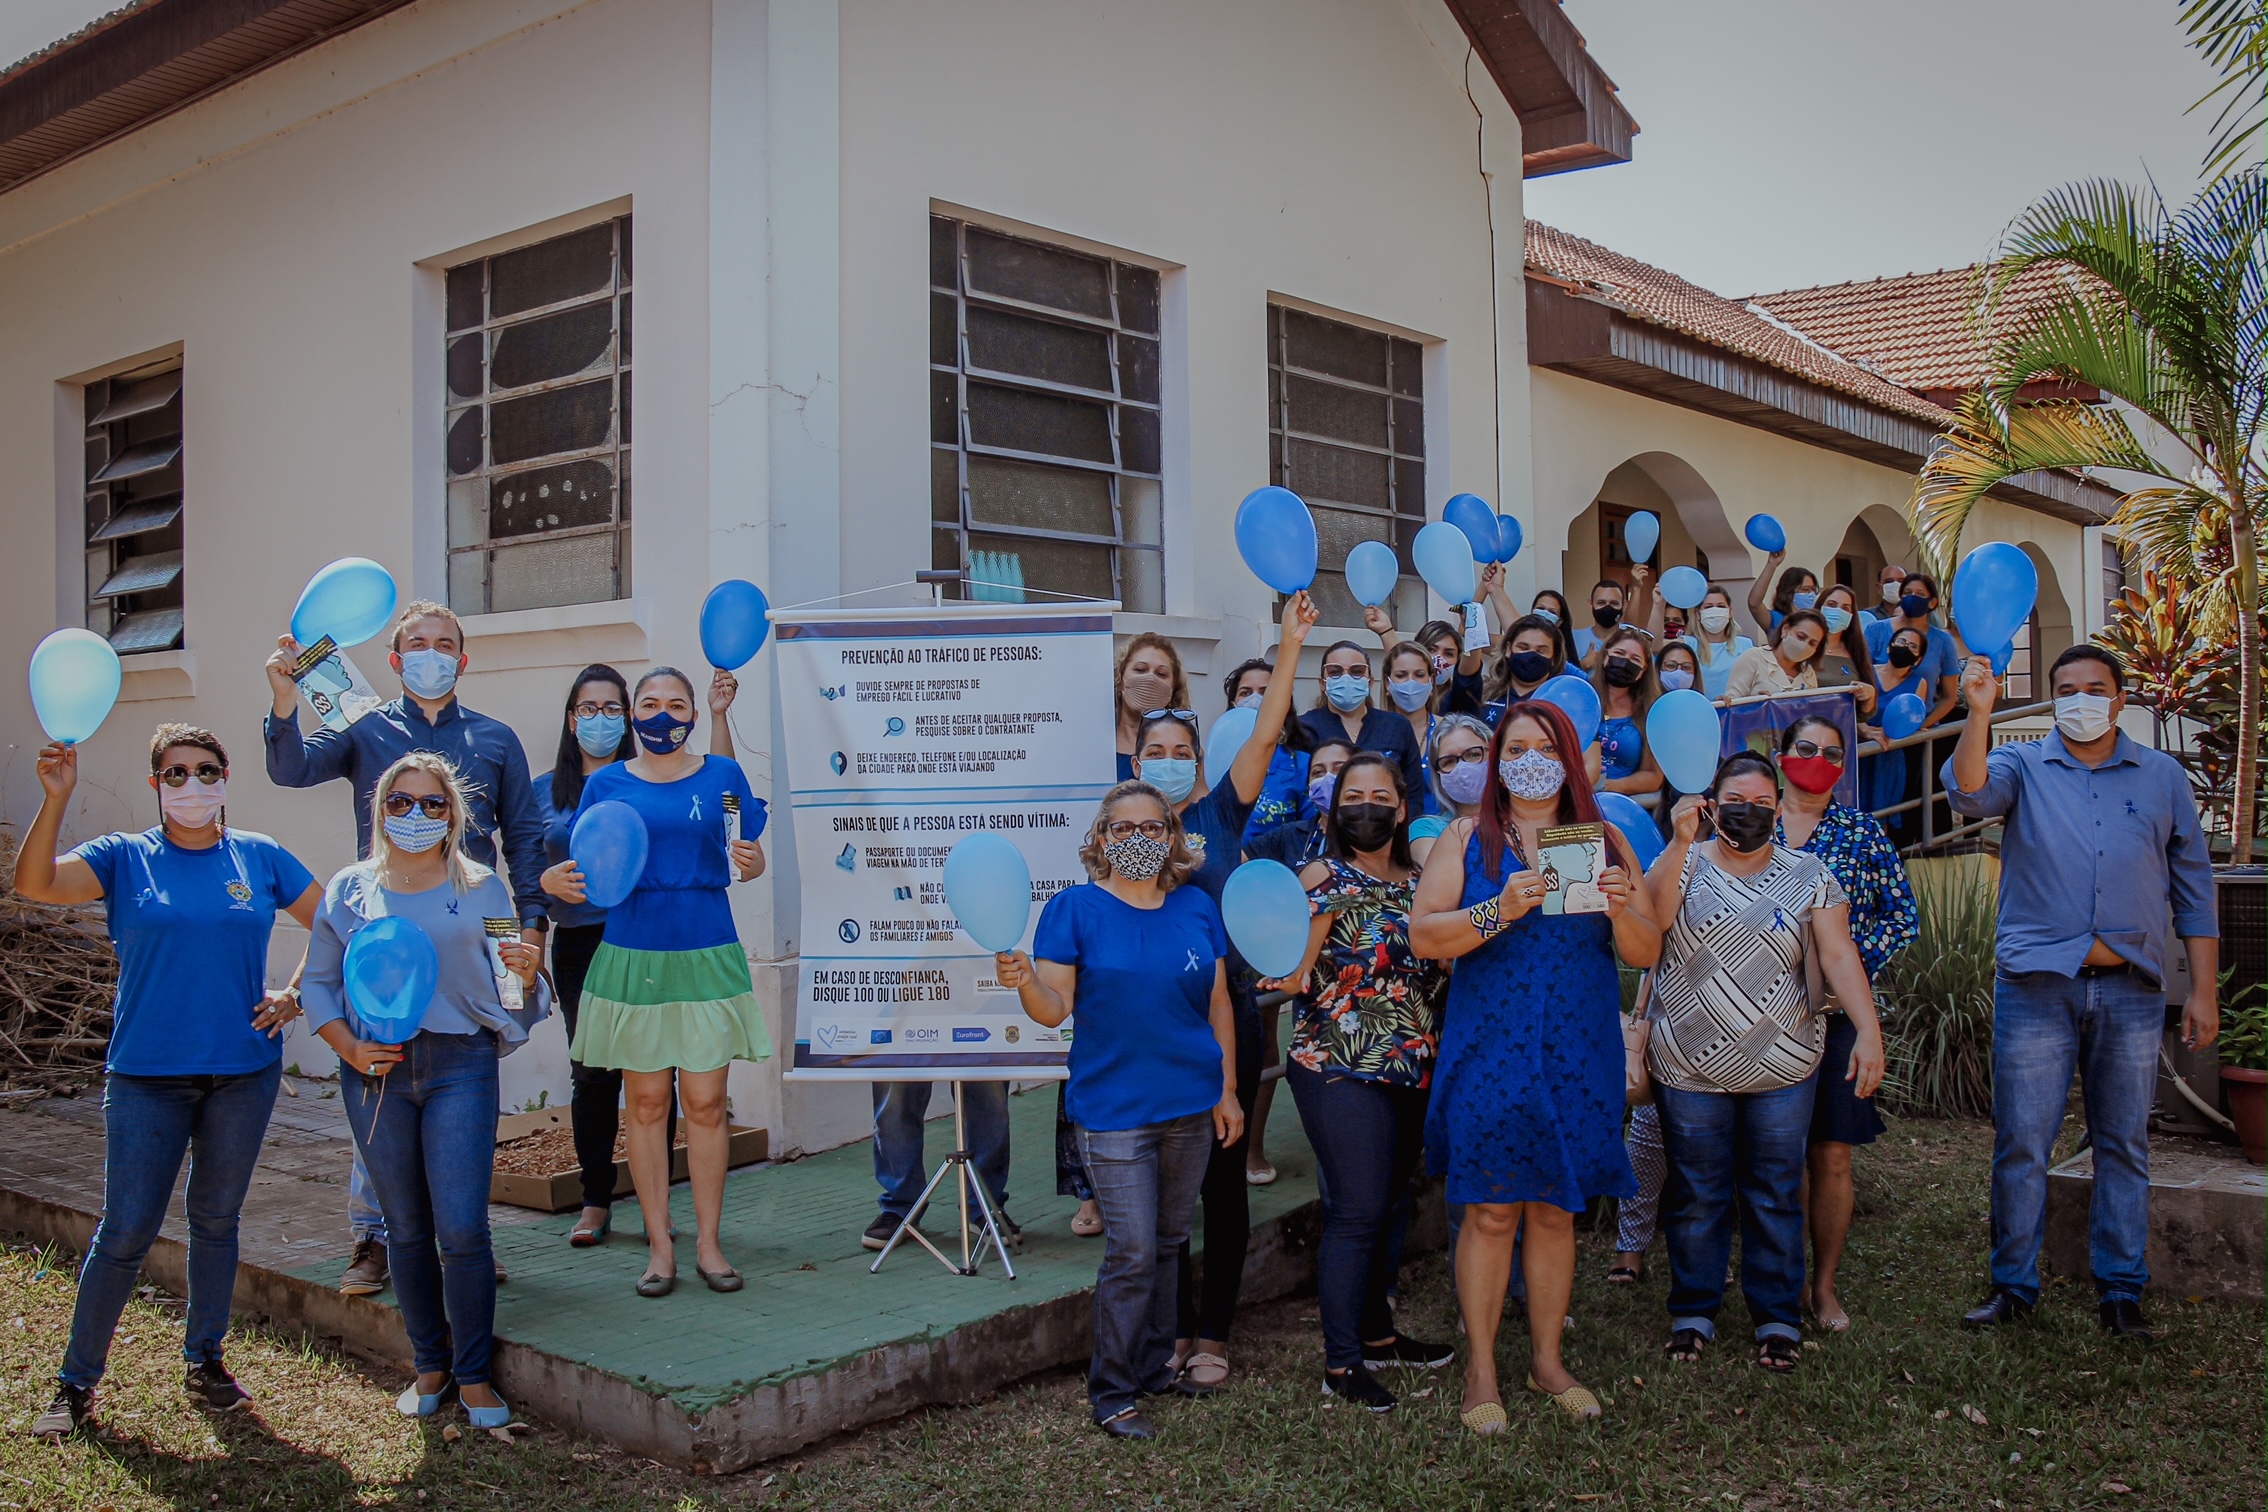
1781;753;1843;794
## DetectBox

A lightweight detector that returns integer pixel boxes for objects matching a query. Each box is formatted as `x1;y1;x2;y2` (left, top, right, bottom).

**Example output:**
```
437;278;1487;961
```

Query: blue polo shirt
1942;731;2216;985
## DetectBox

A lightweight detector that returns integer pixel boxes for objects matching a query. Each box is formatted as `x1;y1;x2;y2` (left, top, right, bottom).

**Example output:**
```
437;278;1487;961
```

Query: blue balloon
1646;689;1723;796
1988;641;2015;676
1343;540;1401;608
1234;487;1319;594
1535;673;1603;748
291;558;398;650
1659;565;1709;610
1880;692;1928;741
1623;511;1660;565
570;800;651;911
1443;494;1499;562
943;832;1034;954
1412;521;1477;605
1204;704;1260;787
1221;859;1313;980
701;579;772;670
28;629;121;745
343;916;439;1044
1952;542;2039;662
1597;792;1666;871
1495;513;1524;564
1744;514;1787;554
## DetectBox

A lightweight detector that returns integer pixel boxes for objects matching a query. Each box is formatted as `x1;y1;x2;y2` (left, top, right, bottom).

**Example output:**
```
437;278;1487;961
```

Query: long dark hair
1323;751;1414;870
1484;614;1567;704
1476;698;1605;878
1818;584;1877;683
552;664;635;811
1770;565;1819;618
1310;640;1373;711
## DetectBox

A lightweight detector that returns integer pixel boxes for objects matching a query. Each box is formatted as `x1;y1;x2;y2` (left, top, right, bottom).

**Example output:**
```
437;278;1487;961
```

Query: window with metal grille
929;216;1162;610
445;216;631;615
84;359;186;653
1267;306;1426;629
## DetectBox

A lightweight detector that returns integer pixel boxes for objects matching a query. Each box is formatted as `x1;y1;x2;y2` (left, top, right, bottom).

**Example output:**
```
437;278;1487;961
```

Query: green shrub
2219;978;2268;1071
1875;856;1999;1119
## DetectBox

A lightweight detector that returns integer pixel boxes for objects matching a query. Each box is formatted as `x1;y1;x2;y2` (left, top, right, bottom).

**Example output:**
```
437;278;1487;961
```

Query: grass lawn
0;1115;2258;1510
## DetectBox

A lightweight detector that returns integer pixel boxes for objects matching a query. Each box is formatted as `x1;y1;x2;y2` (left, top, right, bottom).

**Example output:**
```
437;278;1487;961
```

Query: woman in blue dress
1411;699;1662;1431
1588;625;1666;802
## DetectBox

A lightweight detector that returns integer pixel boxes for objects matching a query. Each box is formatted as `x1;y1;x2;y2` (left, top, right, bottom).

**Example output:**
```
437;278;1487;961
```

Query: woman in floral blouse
1775;715;1919;1332
1266;752;1451;1413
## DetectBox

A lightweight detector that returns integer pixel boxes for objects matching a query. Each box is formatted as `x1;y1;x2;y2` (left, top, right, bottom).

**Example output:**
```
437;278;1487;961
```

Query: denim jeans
1656;1077;1818;1343
1077;1113;1212;1421
871;1080;1009;1220
1990;968;2162;1305
348;1146;388;1244
342;1031;500;1386
60;1061;281;1388
1287;1064;1428;1368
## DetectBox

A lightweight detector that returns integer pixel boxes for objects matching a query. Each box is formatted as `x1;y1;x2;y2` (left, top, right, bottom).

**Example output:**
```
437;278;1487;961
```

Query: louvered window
84;360;186;653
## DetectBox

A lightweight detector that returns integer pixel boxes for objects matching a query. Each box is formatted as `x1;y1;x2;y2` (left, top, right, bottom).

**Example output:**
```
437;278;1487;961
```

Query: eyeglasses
573;700;626;719
1788;739;1846;764
1435;748;1489;771
1104;819;1170;842
1140;708;1198;724
157;762;224;788
382;792;452;820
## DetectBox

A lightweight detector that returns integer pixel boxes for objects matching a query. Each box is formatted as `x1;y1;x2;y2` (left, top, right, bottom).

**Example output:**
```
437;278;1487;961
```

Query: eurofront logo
952;1027;990;1043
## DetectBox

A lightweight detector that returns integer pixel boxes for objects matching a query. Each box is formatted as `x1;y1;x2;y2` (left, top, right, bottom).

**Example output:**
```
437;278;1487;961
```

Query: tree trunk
2231;496;2261;863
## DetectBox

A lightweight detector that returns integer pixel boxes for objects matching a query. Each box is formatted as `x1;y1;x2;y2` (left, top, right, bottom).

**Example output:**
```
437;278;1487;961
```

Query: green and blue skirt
568;942;772;1073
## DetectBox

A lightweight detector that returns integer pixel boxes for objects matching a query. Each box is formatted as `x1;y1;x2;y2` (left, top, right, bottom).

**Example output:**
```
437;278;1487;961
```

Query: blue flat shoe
395;1374;455;1417
465;1394;513;1431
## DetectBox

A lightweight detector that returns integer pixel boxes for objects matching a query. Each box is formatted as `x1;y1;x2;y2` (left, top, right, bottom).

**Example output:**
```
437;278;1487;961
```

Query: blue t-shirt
1600;715;1646;781
1115;752;1137;783
70;828;315;1077
575;756;764;954
1864;619;1960;693
1034;882;1228;1132
1679;634;1758;699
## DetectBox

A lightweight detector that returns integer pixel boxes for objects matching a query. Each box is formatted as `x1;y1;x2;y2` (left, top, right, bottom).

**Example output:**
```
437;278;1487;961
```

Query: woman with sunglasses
543;668;768;1298
1725;609;1829;701
1296;640;1424;814
1642;754;1885;1374
301;751;549;1430
996;784;1245;1441
21;727;319;1438
1774;717;1917;1332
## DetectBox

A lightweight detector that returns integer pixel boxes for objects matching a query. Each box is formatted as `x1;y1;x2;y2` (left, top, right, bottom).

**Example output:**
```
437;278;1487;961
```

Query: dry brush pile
0;827;116;1095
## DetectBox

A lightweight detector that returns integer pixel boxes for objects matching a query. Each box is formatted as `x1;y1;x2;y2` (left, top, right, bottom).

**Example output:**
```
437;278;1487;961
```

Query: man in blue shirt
264;599;548;1295
1943;644;2219;1342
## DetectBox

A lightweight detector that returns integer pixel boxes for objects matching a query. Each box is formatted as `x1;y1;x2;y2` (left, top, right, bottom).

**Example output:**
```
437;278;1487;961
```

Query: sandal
1460;1400;1508;1436
1664;1327;1707;1363
1756;1336;1800;1373
1605;1256;1643;1285
1526;1373;1602;1420
1071;1208;1105;1238
1180;1351;1230;1389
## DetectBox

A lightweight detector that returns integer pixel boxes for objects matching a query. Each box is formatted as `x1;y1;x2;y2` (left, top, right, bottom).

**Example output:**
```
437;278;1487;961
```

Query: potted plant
2220;982;2268;1165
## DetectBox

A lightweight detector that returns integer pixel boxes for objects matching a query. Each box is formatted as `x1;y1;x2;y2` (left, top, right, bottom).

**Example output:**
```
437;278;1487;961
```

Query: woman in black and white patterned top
1641;752;1884;1374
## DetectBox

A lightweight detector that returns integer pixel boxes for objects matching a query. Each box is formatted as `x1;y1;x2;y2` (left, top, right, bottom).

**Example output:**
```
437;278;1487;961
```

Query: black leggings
1173;991;1266;1344
553;923;675;1209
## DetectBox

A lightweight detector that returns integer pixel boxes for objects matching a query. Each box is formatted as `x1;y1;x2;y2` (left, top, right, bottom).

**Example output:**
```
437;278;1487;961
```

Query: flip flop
1071;1210;1105;1238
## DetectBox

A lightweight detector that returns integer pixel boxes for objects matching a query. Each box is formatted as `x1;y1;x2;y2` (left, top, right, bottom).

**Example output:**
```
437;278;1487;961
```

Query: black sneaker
1362;1334;1455;1370
863;1211;915;1251
185;1359;251;1413
339;1238;389;1296
1322;1364;1397;1413
31;1383;91;1438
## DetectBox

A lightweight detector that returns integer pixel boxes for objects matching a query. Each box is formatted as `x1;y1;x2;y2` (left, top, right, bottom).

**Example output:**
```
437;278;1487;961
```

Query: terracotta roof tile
1744;262;2088;395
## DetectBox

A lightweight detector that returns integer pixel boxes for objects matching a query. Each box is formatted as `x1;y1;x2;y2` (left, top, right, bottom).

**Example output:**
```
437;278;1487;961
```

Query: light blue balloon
1535;673;1603;748
1646;689;1723;796
1495;513;1524;564
1880;692;1928;741
291;558;398;650
1204;704;1260;787
571;800;651;911
1952;542;2039;661
1597;792;1665;871
1343;540;1401;608
1744;514;1787;554
1443;494;1499;562
1221;859;1313;980
943;832;1034;954
1623;511;1660;564
701;579;772;670
1659;565;1709;610
1234;487;1319;594
28;629;122;746
343;916;439;1044
1412;520;1477;605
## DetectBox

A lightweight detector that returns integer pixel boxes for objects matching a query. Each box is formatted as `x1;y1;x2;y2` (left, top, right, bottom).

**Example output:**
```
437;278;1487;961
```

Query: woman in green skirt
543;667;769;1296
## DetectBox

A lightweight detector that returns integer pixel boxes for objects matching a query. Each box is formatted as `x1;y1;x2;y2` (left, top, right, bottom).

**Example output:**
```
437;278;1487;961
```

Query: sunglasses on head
157;762;224;788
1141;708;1198;724
382;792;451;820
1788;739;1846;764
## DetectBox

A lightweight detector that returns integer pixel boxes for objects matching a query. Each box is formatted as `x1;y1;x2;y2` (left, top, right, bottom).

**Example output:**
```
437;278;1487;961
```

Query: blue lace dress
1424;829;1635;1211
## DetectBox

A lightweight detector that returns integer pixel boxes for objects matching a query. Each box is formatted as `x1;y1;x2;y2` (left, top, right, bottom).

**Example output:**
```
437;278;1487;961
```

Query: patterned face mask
1103;832;1169;881
383;811;451;854
1498;749;1566;801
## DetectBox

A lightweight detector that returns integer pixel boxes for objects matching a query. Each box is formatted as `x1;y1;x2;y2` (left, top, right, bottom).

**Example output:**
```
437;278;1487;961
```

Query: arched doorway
2005;541;2075;703
1561;451;1744;621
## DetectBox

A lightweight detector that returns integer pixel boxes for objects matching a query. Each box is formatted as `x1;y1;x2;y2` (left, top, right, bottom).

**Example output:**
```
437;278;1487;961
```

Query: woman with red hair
1411;699;1662;1432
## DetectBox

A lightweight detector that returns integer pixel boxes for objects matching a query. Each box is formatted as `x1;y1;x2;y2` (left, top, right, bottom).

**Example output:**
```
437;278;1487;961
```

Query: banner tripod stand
868;1083;1016;1279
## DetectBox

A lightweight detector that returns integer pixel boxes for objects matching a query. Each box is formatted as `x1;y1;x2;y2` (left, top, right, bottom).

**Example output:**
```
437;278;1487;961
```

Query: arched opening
1830;505;1920;612
1560;451;1743;619
2007;541;2075;703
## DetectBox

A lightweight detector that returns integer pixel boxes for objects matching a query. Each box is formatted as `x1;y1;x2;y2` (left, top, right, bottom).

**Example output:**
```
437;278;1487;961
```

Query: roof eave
1443;0;1636;178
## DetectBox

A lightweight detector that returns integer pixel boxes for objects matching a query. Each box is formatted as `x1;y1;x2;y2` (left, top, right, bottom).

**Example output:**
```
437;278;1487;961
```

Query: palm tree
1909;168;2265;859
2182;0;2267;184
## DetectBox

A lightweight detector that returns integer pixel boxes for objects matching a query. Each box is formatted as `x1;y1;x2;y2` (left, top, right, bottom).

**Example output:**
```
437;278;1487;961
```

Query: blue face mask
1791;591;1818;611
1822;606;1852;634
398;649;460;701
633;708;695;754
1140;757;1198;804
576;712;626;758
1324;674;1370;713
1307;773;1337;813
1659;667;1696;692
1901;594;1932;621
1388;678;1432;713
382;811;451;854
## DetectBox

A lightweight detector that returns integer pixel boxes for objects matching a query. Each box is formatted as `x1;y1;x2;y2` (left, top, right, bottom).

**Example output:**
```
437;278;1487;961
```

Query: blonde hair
1076;781;1200;891
363;751;491;895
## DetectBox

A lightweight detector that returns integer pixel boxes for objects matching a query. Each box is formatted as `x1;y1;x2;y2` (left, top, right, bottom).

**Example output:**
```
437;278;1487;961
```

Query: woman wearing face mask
1419;617;1489;719
1224;657;1314;845
1410;703;1662;1430
20;728;319;1438
303;753;550;1430
1296;641;1425;816
1864;624;1933;823
542;668;768;1298
1382;642;1445;813
1260;755;1452;1412
1725;609;1829;701
1115;634;1191;782
1480;616;1566;725
1748;560;1821;636
1589;627;1666;799
1774;717;1917;1334
1811;585;1880;717
1643;756;1886;1374
1408;714;1493;866
1529;589;1578;666
1675;586;1757;699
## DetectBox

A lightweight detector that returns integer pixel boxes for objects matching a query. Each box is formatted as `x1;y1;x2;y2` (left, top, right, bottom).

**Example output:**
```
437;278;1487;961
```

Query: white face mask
1697;606;1732;635
2053;691;2116;744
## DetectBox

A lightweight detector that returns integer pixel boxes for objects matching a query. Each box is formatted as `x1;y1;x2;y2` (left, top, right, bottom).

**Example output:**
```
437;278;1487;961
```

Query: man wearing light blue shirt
1943;644;2218;1342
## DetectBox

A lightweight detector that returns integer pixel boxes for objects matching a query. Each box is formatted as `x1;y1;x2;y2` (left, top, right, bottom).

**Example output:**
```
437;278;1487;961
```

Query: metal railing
1859;698;2053;855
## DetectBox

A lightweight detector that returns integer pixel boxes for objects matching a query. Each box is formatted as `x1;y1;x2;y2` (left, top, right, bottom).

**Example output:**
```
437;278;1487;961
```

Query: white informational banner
772;602;1117;1080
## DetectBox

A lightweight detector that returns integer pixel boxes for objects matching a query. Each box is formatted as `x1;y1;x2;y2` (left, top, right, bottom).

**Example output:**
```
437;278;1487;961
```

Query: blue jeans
1288;1065;1427;1368
60;1062;281;1388
1656;1077;1818;1343
1077;1113;1212;1422
871;1080;1009;1220
1990;968;2161;1305
342;1032;500;1386
348;1147;387;1244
